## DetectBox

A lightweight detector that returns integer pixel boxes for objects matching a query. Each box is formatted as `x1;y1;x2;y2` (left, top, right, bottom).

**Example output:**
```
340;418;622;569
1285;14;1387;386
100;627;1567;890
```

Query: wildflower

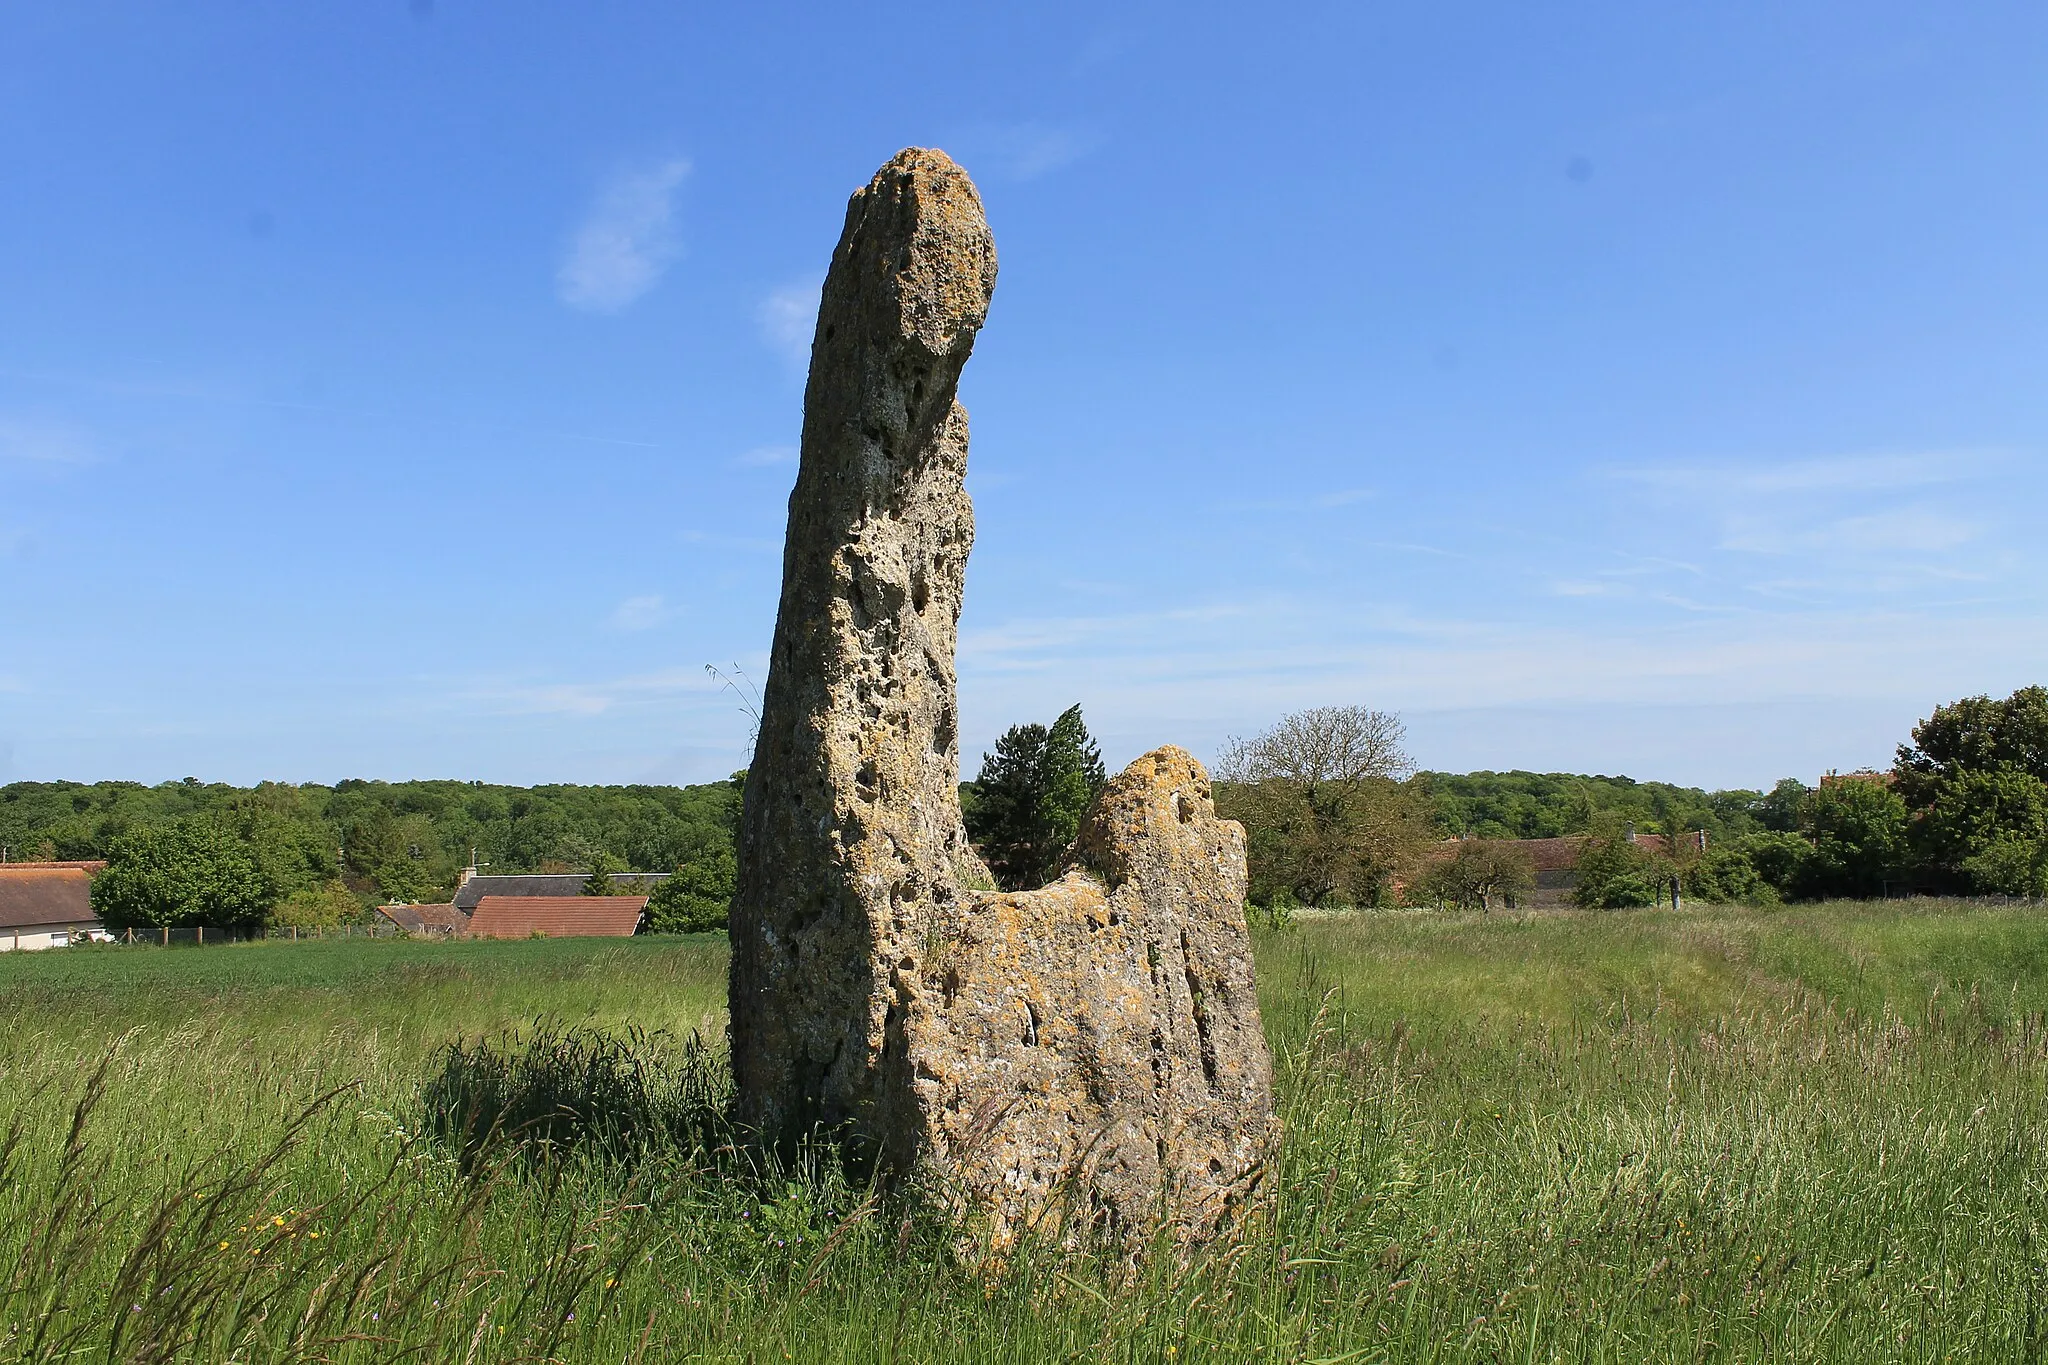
605;1279;616;1288
273;1215;286;1227
218;1241;230;1252
308;1232;320;1240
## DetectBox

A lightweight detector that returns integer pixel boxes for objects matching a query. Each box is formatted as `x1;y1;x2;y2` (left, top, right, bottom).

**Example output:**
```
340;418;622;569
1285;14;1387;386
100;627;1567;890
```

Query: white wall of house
1;921;103;951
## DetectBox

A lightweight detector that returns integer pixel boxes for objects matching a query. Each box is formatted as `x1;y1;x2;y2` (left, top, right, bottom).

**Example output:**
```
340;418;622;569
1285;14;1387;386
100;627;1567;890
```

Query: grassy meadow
2;902;2045;1362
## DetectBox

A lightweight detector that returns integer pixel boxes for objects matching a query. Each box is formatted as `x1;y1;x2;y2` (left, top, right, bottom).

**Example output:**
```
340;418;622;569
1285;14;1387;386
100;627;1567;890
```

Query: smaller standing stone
895;747;1276;1249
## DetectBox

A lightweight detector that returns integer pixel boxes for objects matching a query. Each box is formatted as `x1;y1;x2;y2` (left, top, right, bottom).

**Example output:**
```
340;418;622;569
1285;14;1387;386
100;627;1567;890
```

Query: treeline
1421;770;1802;844
0;776;740;930
11;684;2042;929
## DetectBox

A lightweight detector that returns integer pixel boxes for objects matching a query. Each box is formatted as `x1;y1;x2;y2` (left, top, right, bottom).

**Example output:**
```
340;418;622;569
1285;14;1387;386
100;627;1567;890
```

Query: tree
1756;779;1810;833
645;797;741;933
1895;686;2048;808
271;881;361;928
1728;831;1810;901
90;821;270;931
1570;817;1672;909
1796;776;1907;900
965;704;1108;891
1215;706;1433;908
1412;839;1535;912
1895;688;2048;894
581;852;618;897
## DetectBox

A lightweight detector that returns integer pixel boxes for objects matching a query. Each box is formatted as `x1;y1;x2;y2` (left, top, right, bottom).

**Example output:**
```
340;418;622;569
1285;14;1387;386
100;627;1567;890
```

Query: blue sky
3;2;2044;792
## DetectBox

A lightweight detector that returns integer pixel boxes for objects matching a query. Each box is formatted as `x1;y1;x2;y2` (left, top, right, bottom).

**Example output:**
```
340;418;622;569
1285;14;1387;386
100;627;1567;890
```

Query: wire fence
112;923;459;947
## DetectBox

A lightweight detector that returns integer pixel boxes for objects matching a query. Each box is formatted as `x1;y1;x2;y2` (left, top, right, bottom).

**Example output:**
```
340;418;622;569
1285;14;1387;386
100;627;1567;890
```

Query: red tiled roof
376;902;470;934
0;860;107;873
1429;831;1702;872
0;866;101;931
466;896;646;939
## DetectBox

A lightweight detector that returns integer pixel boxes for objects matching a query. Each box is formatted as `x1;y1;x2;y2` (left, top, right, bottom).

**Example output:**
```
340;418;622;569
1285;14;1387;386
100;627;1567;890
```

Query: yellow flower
273;1215;286;1227
218;1241;230;1252
308;1232;320;1240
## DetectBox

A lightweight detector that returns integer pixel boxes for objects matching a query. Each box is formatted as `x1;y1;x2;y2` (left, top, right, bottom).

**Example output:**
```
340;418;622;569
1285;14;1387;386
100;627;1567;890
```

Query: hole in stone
824;324;836;342
1173;792;1193;824
911;569;929;614
1022;1001;1041;1047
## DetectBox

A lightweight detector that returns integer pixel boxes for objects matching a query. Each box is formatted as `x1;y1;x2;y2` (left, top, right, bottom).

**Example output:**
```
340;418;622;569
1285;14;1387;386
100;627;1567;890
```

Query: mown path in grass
1;903;2043;1362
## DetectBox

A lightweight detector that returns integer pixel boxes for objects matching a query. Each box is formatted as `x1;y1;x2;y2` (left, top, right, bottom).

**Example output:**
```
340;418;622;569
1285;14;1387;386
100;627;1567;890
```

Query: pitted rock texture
730;147;1275;1249
902;747;1276;1248
731;147;997;1151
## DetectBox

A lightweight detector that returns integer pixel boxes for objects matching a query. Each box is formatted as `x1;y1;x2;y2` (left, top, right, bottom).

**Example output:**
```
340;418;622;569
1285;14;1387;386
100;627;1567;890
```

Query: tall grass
0;904;2043;1362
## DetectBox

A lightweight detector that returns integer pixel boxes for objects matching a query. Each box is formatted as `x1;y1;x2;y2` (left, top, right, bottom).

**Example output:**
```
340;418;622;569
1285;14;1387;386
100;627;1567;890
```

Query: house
465;895;647;939
451;870;667;913
1431;830;1708;908
0;861;109;951
374;902;469;935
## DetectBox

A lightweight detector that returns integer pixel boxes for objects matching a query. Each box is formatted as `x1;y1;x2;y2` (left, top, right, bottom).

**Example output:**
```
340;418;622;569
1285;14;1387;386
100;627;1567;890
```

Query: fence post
162;926;169;947
197;926;204;946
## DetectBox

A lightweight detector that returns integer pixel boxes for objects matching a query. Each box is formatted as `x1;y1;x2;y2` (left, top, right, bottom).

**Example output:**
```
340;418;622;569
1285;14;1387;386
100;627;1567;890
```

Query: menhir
729;147;1275;1249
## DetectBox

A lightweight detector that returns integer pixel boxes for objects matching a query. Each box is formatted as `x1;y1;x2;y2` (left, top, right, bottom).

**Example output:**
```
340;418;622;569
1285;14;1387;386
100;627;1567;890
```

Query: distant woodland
5;683;2041;928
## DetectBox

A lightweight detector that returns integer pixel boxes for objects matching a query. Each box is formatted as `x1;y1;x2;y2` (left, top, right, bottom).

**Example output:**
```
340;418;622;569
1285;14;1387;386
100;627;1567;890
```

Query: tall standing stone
730;148;997;1152
730;148;1275;1249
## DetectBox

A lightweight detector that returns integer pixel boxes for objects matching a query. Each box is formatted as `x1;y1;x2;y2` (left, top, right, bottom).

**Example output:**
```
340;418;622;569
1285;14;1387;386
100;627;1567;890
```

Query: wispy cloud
1723;508;1978;556
949;123;1102;181
607;595;668;631
1615;451;1986;496
758;274;822;365
0;417;95;466
557;158;691;312
735;444;796;468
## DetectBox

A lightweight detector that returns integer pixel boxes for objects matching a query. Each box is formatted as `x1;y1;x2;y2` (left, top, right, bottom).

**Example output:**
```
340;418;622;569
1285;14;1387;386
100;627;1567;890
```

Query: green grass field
2;902;2044;1362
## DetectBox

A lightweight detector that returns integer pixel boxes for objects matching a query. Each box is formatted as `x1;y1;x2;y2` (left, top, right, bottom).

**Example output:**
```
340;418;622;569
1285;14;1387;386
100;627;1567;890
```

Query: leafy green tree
1893;689;2048;894
646;843;736;933
1216;707;1434;908
1796;777;1907;900
965;705;1108;892
1895;685;2048;808
1915;766;2048;895
1412;839;1535;911
1570;817;1672;909
1730;830;1810;900
1756;779;1811;834
581;852;618;897
271;881;362;928
91;821;270;931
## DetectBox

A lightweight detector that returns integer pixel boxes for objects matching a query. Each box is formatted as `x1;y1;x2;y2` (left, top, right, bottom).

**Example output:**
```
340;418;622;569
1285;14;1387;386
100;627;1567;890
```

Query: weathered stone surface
901;747;1276;1247
730;147;1274;1249
731;147;997;1152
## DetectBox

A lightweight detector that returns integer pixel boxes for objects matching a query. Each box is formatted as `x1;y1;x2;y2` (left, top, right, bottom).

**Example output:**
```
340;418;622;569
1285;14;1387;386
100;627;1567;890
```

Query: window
50;931;69;947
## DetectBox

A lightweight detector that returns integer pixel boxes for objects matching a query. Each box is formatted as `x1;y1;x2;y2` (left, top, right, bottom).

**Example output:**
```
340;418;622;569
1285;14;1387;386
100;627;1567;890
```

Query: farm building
0;860;109;951
375;902;469;935
465;895;647;939
1436;830;1707;907
452;870;667;913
